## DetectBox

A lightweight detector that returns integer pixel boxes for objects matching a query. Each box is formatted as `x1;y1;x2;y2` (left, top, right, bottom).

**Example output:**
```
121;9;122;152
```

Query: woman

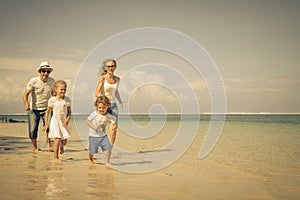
95;59;123;145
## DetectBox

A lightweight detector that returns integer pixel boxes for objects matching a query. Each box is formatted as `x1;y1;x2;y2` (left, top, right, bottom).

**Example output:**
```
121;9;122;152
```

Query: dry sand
0;121;299;200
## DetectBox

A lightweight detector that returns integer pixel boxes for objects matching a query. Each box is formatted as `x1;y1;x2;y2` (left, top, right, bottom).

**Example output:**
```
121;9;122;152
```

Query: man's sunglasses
41;69;51;74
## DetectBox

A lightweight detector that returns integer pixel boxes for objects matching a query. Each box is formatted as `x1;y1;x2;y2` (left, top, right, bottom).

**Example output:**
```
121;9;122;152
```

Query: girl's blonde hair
53;80;67;96
98;58;117;75
94;96;111;108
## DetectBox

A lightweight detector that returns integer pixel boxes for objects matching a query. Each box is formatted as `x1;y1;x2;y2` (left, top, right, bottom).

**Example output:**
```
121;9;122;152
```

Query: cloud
0;70;28;113
18;41;88;62
224;78;300;93
119;69;204;113
0;67;77;113
120;70;165;98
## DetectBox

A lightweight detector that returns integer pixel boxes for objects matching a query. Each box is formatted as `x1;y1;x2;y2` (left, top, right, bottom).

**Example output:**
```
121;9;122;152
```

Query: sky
0;0;299;114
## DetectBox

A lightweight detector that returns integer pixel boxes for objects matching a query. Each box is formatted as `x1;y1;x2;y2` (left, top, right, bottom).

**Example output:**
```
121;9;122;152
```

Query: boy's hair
94;96;111;107
53;80;67;96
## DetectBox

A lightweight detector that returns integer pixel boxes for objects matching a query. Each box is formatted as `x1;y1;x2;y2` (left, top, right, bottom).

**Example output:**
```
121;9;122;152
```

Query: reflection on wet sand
87;165;115;199
24;154;45;193
23;153;71;199
45;162;70;199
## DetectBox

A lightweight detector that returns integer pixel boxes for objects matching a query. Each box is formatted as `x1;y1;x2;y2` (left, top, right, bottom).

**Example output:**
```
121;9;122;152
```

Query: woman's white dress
48;96;71;139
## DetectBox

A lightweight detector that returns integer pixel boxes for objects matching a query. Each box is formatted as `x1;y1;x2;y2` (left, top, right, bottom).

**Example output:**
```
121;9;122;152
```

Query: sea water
71;114;299;179
40;114;300;175
1;113;299;193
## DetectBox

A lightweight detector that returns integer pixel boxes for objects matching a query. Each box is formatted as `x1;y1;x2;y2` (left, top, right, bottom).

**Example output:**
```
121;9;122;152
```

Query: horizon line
2;112;300;115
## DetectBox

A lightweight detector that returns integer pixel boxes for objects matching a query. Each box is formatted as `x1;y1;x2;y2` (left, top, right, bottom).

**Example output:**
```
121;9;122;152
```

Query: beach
0;116;299;200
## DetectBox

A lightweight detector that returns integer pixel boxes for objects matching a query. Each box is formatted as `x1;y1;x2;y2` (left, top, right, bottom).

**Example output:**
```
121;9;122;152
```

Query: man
23;61;55;151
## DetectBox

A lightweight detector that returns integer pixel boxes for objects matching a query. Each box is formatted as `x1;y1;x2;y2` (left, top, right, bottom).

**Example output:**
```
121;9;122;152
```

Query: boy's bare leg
109;124;117;145
105;149;112;167
88;153;94;164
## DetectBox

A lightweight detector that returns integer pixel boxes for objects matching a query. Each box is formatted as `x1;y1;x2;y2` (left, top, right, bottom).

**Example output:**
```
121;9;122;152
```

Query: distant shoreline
1;113;300;124
1;113;300;116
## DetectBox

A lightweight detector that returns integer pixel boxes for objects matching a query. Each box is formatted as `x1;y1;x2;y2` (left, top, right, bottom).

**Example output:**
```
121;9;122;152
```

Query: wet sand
0;121;299;199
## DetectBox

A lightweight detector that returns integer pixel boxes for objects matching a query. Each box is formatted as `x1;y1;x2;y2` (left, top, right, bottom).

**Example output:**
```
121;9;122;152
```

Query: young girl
86;96;116;166
44;80;71;161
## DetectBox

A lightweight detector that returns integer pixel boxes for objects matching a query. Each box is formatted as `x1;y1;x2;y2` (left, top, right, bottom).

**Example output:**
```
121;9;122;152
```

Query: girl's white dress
48;96;71;139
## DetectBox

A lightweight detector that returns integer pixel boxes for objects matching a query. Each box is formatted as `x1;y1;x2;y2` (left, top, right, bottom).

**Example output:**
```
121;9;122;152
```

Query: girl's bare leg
60;139;67;154
46;135;52;151
53;138;61;160
45;127;52;151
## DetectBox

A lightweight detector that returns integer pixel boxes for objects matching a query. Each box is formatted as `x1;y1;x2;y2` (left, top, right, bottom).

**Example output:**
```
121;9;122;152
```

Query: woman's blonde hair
98;58;117;75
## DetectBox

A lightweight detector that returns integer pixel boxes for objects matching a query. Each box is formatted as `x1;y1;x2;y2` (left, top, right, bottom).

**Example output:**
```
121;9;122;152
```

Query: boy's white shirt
87;111;115;137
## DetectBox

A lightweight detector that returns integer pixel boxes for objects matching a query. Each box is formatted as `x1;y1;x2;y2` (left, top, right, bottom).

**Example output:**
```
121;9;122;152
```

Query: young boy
86;96;116;166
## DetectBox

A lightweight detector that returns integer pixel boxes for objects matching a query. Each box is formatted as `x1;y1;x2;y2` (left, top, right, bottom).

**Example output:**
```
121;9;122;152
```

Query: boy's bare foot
32;147;42;152
88;159;94;165
105;163;112;168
